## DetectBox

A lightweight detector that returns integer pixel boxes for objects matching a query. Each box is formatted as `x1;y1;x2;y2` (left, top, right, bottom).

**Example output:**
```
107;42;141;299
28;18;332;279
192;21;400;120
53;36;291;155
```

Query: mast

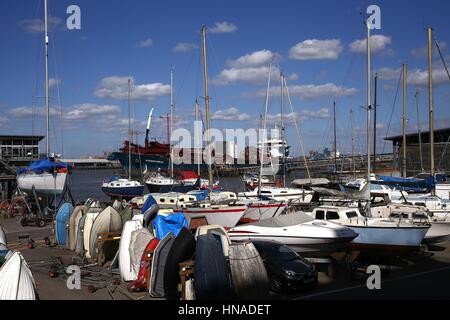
259;62;272;197
170;65;174;179
350;109;356;179
44;0;50;157
195;99;201;176
128;79;132;180
402;64;407;178
428;27;435;185
373;73;378;172
333;101;337;173
201;26;213;195
280;72;286;187
415;91;424;172
366;17;372;216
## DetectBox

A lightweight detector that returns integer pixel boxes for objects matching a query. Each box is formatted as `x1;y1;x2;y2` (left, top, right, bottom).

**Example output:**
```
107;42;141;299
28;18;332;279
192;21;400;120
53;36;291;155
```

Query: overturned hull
0;251;37;300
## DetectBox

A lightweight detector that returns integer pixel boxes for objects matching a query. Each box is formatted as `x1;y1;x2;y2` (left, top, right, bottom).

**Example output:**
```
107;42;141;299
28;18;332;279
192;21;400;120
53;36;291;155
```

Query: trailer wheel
37;219;46;228
44;237;51;246
88;285;97;293
20;217;28;227
49;270;59;278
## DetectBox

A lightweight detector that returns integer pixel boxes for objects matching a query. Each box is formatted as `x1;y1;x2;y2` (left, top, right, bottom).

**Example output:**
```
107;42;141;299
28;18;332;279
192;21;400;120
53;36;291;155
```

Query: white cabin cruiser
309;206;430;251
228;212;358;257
390;195;450;221
239;186;314;204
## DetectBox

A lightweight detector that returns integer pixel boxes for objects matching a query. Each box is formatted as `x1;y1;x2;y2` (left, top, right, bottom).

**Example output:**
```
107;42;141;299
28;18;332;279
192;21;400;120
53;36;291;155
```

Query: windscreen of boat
250;212;314;228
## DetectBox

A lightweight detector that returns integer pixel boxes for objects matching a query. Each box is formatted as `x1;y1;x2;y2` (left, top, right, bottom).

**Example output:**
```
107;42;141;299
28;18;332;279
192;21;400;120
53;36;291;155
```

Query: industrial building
385;127;450;176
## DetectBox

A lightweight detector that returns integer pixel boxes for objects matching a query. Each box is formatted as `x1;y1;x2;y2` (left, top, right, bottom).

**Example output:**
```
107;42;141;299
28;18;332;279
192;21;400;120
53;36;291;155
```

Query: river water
67;169;307;203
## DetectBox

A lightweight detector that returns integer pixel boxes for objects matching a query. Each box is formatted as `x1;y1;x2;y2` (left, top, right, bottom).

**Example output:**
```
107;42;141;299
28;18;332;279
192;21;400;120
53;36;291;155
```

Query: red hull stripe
182;208;247;214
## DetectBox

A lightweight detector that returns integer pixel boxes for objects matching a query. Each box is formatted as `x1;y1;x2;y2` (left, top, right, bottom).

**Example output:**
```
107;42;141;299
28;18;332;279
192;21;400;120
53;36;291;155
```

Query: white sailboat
102;79;144;199
17;0;69;196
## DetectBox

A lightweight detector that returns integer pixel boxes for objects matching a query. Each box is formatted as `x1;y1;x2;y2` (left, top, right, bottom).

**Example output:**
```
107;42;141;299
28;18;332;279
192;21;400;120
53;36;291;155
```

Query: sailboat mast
428;27;435;184
170;65;174;179
333;101;337;173
402;63;407;178
280;72;286;187
366;19;372;216
415;91;424;172
195;99;201;177
350;109;356;179
259;63;272;197
128;79;132;180
201;26;213;194
373;73;378;172
44;0;50;157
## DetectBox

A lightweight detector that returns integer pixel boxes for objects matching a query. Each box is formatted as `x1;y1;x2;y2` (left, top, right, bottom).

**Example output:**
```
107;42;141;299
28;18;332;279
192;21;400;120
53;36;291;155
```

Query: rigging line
284;76;311;181
381;67;403;155
174;46;197;107
437;135;450;172
434;37;450;83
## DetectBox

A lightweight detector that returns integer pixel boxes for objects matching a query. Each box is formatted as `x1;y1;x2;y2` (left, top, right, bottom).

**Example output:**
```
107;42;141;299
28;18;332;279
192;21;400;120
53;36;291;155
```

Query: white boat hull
119;216;144;282
0;251;37;300
17;172;67;196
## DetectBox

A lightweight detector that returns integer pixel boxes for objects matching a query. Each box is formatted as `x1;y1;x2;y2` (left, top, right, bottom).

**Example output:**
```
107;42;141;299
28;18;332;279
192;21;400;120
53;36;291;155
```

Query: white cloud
49;78;61;89
65;104;121;120
289;39;342;60
173;42;198;53
266;108;330;124
211;107;251;121
94;76;171;100
213;50;280;85
288;73;299;81
226;50;277;68
138;38;153;48
256;83;357;100
349;35;392;54
18;17;62;34
0;116;9;126
376;67;449;87
8;106;59;118
209;21;238;34
411;42;446;59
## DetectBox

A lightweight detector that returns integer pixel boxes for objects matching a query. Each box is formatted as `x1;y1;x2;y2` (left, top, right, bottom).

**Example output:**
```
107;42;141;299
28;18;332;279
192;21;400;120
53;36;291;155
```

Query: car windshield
255;242;299;261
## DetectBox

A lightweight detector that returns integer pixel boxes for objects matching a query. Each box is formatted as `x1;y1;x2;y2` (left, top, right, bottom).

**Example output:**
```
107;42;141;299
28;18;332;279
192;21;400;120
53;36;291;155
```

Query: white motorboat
238;199;288;223
309;205;430;251
239;186;314;204
228;212;358;257
370;203;450;244
390;195;450;221
0;251;37;300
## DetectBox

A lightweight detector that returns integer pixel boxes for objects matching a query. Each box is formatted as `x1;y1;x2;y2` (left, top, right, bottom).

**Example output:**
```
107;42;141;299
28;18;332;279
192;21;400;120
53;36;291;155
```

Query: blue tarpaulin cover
18;159;71;174
152;212;188;240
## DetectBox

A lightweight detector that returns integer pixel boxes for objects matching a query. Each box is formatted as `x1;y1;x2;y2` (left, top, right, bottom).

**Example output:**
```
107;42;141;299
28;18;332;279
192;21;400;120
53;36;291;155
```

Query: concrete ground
3;214;450;300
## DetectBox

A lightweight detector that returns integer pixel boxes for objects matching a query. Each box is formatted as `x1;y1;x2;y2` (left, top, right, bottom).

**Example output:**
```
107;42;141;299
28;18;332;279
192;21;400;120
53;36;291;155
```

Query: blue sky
1;0;450;158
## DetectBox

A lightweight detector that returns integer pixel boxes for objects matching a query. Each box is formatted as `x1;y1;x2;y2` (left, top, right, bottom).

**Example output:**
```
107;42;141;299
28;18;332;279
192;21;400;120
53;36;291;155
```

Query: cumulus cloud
18;17;62;34
213;50;280;85
211;107;251;121
0;116;9;126
411;42;446;59
8;106;59;118
138;38;153;48
376;67;449;87
209;22;238;34
49;78;61;89
94;76;171;100
226;50;277;68
289;39;343;60
173;42;198;53
349;35;392;54
256;83;357;100
65;104;121;120
266;108;330;124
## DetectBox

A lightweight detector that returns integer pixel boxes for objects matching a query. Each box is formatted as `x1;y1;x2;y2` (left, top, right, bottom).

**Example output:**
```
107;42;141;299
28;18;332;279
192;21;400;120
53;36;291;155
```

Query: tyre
20;216;28;227
269;276;284;293
37;219;46;228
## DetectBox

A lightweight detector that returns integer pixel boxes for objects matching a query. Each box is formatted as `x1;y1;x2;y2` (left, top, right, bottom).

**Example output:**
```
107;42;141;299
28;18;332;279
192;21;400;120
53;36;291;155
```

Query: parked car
252;240;318;293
